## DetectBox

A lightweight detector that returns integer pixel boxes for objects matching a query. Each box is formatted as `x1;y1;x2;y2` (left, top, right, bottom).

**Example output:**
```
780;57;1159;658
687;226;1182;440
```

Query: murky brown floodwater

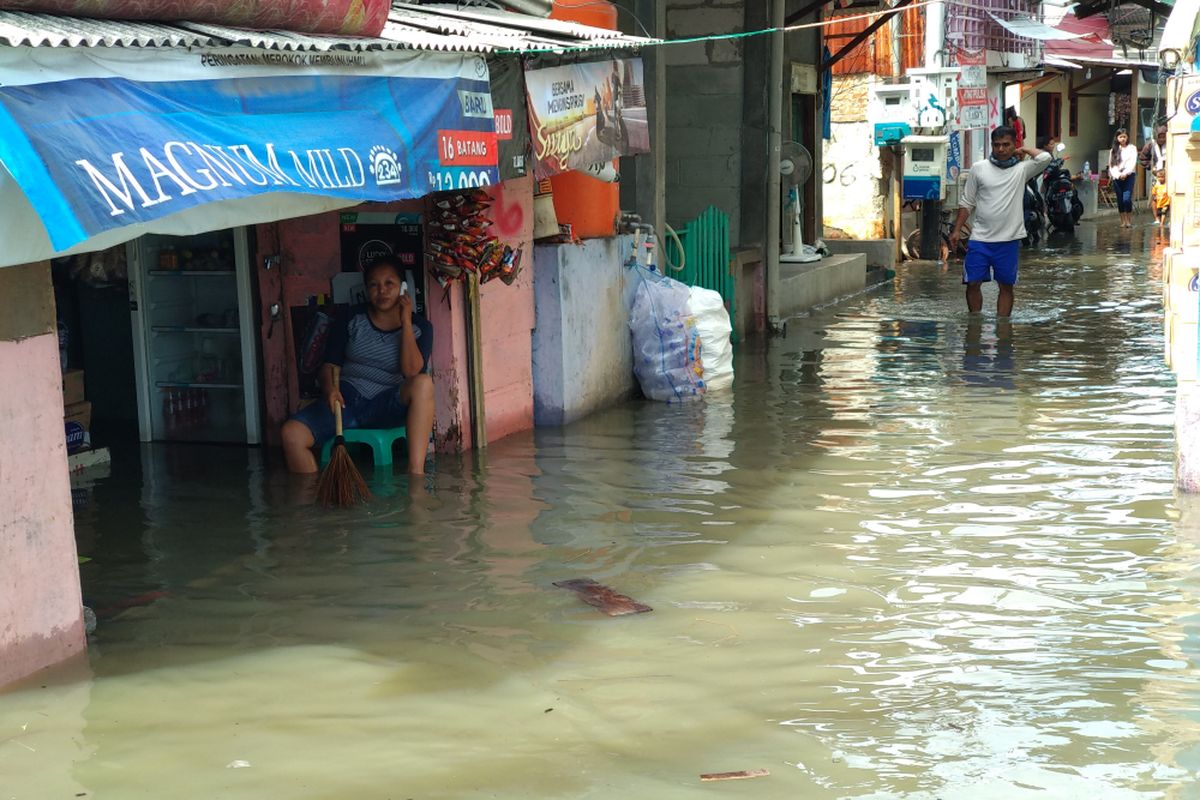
4;222;1199;799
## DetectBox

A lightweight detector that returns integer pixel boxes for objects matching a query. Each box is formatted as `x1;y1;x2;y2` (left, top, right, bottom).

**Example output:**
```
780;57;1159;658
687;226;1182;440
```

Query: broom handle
331;365;343;438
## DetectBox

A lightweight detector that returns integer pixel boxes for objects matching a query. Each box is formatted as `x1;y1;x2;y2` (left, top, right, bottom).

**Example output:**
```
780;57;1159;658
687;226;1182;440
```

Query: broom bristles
316;440;372;508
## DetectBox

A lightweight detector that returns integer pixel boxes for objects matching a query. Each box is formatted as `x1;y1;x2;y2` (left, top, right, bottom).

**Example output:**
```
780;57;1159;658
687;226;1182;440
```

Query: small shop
1;35;518;464
52;228;260;457
0;7;650;473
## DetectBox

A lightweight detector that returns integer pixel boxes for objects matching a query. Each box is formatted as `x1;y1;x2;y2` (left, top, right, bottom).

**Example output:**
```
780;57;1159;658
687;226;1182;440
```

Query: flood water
5;222;1200;799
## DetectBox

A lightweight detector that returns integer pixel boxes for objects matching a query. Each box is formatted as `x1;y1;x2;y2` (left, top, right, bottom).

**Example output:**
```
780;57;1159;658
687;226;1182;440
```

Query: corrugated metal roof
0;10;217;48
0;3;656;53
394;3;634;41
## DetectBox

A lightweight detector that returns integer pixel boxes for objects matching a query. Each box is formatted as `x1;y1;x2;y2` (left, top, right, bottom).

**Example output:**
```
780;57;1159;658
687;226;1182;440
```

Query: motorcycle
1023;171;1044;246
1041;142;1084;234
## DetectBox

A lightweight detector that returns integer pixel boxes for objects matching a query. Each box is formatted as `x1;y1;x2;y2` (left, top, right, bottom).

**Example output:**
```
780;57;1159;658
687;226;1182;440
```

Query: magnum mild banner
0;51;498;252
525;58;650;179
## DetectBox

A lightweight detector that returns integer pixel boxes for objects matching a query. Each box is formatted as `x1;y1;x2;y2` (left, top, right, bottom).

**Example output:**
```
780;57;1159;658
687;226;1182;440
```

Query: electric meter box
906;67;960;129
869;82;919;146
902;134;949;200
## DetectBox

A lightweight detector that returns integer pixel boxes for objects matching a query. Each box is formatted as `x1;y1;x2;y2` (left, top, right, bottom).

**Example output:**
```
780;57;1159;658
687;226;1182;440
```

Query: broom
316;367;372;508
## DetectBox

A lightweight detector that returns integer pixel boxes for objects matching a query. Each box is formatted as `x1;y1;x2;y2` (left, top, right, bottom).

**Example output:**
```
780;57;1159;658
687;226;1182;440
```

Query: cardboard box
64;400;92;454
62;369;85;405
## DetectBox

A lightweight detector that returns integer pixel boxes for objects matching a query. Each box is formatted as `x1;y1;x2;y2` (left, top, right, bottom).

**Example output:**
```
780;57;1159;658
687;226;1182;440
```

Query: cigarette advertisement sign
525;58;650;179
955;48;988;130
0;53;498;253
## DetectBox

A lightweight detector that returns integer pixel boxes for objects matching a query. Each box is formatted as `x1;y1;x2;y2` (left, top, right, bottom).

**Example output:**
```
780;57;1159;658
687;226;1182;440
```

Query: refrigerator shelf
151;326;240;334
155;381;243;390
148;270;235;276
131;228;261;445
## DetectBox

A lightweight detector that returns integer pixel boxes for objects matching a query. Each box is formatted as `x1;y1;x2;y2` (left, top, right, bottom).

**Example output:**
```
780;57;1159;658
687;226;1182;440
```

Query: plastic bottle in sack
630;277;704;402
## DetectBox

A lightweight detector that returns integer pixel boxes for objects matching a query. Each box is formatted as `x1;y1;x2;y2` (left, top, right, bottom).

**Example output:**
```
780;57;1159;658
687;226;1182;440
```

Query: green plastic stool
320;426;408;468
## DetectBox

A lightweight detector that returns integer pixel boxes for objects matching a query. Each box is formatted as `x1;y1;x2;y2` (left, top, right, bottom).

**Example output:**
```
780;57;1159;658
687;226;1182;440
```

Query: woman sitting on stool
283;256;435;476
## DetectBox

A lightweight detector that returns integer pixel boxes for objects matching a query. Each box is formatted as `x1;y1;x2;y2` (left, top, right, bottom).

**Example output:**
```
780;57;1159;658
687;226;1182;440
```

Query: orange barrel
547;1;620;239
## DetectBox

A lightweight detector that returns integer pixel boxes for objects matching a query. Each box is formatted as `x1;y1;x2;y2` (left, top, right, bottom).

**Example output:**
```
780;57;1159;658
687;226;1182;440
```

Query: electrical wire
495;0;942;54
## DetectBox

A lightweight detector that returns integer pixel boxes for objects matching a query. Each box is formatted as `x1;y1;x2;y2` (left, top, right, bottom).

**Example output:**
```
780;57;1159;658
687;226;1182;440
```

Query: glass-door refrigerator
127;227;261;444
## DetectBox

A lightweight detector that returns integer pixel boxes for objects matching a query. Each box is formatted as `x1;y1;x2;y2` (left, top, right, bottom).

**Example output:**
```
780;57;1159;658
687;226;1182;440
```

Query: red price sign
437;130;498;167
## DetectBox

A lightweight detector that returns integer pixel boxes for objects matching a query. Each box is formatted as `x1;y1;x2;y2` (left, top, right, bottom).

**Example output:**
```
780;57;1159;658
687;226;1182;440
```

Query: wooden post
893;148;903;262
464;272;487;449
1133;74;1146;204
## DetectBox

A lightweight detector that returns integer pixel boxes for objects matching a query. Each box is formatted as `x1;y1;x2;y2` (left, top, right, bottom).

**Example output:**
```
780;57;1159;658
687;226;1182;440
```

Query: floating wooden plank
699;769;770;782
553;578;651;616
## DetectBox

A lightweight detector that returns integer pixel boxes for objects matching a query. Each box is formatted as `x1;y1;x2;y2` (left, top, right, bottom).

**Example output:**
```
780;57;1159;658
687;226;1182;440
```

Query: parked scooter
1023;170;1044;246
1041;142;1084;234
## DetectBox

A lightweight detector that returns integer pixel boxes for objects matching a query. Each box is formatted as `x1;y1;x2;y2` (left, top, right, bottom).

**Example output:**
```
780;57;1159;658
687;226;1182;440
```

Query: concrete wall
532;236;636;426
664;1;747;245
478;177;536;444
823;76;888;239
823;73;889;238
737;1;824;249
1015;72;1112;171
0;262;86;688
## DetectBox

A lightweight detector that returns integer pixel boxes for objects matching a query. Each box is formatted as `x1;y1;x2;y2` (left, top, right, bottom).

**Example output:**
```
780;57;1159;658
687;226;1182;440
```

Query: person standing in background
1005;107;1026;148
1151;169;1170;229
1139;125;1167;174
1108;128;1138;228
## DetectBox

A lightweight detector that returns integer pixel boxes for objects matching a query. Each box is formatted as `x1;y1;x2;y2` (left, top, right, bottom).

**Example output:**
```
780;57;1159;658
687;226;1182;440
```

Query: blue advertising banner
0;67;498;252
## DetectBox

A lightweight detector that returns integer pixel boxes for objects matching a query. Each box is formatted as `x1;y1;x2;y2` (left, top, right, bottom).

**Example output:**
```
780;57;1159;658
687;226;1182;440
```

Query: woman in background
1108;128;1138;228
1005;107;1026;148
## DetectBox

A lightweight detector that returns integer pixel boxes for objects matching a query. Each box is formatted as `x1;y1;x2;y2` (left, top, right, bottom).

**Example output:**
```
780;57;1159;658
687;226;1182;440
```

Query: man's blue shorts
962;240;1020;286
289;380;409;447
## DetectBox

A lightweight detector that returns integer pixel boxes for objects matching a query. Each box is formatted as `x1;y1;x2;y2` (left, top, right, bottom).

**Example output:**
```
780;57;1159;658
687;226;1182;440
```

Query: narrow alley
2;221;1194;798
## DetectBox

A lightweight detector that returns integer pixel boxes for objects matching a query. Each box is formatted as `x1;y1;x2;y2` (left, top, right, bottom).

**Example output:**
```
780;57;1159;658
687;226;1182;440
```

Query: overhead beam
786;0;827;25
1019;73;1060;98
1068;68;1116;97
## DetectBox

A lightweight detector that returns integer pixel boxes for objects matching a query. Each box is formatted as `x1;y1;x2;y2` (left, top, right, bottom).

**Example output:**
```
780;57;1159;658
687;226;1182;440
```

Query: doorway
1036;91;1062;146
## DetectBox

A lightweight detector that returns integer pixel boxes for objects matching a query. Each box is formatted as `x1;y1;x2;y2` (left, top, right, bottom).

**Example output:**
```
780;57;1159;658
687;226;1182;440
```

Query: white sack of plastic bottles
686;286;734;392
628;268;706;403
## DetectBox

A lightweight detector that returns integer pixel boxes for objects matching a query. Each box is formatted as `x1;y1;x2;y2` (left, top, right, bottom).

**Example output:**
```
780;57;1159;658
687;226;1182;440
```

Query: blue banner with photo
0;71;499;251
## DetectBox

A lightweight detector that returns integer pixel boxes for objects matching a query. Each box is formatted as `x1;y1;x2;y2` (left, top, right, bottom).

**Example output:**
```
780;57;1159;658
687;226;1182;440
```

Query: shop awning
0;5;657;268
1043;52;1161;70
987;12;1092;41
0;50;498;262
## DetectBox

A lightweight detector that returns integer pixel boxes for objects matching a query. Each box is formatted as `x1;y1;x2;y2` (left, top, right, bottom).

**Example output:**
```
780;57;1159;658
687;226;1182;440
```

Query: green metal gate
664;206;734;335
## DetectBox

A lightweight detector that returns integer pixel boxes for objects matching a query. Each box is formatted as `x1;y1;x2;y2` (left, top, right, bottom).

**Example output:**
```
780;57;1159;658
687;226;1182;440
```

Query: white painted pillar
924;0;945;68
1178;385;1200;492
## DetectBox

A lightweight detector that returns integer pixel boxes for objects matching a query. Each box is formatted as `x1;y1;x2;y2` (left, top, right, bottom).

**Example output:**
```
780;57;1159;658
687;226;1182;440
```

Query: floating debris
552;578;651;616
699;769;769;782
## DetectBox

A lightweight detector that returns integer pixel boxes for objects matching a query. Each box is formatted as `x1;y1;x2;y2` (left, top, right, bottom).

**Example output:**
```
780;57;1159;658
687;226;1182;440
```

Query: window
1069;95;1078;136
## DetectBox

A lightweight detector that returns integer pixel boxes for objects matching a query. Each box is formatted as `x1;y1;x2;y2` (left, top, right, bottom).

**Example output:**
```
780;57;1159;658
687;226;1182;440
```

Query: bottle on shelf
163;389;176;434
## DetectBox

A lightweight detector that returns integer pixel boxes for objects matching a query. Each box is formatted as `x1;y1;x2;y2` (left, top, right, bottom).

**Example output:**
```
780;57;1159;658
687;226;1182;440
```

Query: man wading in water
949;126;1049;316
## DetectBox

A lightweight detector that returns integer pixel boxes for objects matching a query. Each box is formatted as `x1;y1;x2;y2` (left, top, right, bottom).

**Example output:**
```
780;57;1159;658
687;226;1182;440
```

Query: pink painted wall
253;179;534;452
479;177;535;443
0;333;85;687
